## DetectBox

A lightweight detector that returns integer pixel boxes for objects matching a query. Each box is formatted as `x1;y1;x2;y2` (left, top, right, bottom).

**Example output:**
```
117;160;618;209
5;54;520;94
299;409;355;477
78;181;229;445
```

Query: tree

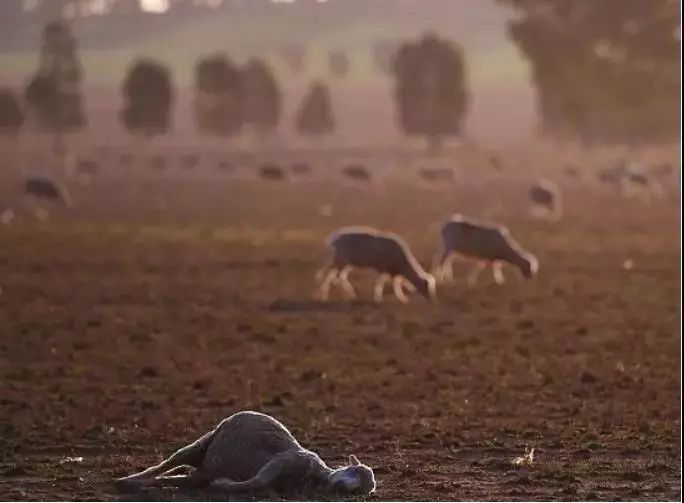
0;90;24;135
328;50;350;78
242;58;281;137
393;33;469;150
194;54;243;137
295;81;334;140
120;59;173;137
24;21;85;152
501;0;679;146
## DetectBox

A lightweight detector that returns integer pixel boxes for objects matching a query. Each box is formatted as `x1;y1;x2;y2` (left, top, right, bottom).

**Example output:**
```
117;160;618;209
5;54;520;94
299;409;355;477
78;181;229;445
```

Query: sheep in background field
24;175;73;208
529;178;562;221
434;214;538;286
317;226;435;303
259;164;287;181
115;410;376;496
341;164;372;184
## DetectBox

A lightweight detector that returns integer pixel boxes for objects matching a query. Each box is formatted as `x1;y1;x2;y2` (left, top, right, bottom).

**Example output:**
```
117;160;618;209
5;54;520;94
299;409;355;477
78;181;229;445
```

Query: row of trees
1;22;464;150
2;4;678;148
501;0;679;145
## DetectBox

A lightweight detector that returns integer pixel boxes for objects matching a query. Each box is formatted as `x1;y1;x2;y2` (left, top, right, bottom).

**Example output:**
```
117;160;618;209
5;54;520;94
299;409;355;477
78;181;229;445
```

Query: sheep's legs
432;249;452;281
492;262;506;285
393;276;409;303
373;274;390;302
115;431;211;491
337;267;357;300
467;262;487;287
317;268;338;301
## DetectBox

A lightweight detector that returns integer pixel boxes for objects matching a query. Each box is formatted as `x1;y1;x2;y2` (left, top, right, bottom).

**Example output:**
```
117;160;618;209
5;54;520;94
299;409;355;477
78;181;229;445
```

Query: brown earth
0;164;680;501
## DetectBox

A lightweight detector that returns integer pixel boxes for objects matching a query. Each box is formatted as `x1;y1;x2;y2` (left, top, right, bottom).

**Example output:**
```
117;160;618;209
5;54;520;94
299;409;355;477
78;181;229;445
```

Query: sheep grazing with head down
115;411;376;496
434;214;538;286
317;226;436;303
529;178;562;221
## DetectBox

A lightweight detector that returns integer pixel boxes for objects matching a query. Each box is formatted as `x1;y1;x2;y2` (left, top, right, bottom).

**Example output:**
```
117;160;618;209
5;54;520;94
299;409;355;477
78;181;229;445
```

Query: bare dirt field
0;165;680;501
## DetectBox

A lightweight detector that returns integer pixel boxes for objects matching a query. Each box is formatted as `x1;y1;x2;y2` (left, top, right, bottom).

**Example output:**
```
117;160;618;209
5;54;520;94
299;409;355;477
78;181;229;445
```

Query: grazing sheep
529;178;562;221
418;166;454;183
119;152;134;167
76;159;98;175
259;164;286;181
115;411;375;496
150;156;167;171
434;214;538;286
181;153;199;170
291;162;313;176
217;160;234;173
341;164;372;184
317;226;435;303
23;175;73;207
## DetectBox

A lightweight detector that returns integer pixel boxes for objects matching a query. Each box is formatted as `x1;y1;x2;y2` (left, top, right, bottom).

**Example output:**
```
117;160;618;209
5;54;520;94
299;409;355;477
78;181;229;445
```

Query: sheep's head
411;273;436;299
327;455;376;495
519;253;539;279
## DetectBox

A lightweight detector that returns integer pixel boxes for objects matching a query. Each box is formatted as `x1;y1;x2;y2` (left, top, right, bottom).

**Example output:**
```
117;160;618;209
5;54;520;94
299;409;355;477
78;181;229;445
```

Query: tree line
1;1;679;149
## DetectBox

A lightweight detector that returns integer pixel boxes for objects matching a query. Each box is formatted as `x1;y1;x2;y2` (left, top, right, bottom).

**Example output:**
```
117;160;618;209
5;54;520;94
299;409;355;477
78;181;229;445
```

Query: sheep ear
349;454;361;466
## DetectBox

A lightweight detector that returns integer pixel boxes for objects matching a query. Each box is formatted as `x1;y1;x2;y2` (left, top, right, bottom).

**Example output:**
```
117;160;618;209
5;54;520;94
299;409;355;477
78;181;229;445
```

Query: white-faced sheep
317;226;436;303
115;410;376;496
529;178;562;221
434;214;538;286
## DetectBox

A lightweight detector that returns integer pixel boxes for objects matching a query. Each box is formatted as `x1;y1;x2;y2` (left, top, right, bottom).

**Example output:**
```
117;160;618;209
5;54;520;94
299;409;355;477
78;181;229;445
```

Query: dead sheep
434;214;538;286
115;410;376;496
317;226;436;303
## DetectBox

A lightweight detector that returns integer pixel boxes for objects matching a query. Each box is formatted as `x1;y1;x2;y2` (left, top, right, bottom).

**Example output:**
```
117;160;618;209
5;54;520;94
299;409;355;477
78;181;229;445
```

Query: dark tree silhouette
120;59;173;137
502;0;679;146
0;90;24;134
195;54;243;137
24;21;85;151
295;81;335;139
393;33;469;150
328;50;350;78
242;58;281;136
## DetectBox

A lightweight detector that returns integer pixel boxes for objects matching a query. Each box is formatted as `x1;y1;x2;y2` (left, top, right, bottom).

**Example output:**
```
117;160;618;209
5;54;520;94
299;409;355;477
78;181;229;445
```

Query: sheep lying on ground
116;411;376;496
434;214;538;286
317;226;435;303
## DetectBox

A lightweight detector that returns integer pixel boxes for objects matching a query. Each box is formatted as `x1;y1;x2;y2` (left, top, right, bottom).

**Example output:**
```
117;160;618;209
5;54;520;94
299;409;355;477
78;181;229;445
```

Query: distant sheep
115;410;376;496
119;152;134;167
434;214;538;286
341;164;372;184
217;161;234;173
181;153;199;170
259;164;287;181
23;175;73;207
317;226;435;303
76;159;98;175
291;162;313;176
150;156;167;171
529;178;562;221
418;167;454;183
